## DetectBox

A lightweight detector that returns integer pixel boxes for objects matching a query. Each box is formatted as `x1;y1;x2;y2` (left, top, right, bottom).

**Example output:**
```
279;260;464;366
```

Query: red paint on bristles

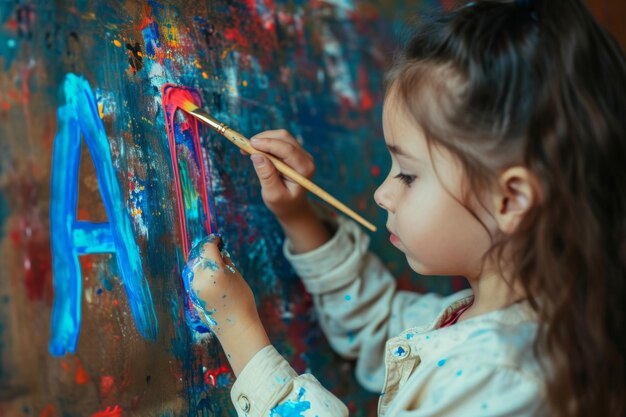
161;85;197;113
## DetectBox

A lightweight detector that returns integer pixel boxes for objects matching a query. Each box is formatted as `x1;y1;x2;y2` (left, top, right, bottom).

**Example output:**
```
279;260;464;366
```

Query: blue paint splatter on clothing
437;358;447;367
270;387;311;417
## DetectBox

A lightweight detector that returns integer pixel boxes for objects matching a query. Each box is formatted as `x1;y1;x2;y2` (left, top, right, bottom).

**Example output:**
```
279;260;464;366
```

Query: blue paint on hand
181;234;223;333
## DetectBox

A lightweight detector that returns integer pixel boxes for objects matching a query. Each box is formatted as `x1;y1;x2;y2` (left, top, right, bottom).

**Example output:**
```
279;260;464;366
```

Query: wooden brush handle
223;128;377;232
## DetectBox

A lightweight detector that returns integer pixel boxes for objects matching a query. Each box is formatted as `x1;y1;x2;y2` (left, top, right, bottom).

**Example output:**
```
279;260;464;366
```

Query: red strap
439;301;473;328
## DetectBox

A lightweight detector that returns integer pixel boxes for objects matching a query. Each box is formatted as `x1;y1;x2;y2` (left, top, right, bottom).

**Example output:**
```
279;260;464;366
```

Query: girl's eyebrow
387;144;416;160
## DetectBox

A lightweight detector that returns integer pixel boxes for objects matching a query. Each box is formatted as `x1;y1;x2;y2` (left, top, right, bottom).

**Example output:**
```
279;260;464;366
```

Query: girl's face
374;92;496;278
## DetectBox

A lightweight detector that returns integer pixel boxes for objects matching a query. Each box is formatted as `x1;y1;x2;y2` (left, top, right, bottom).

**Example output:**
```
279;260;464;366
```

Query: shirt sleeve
283;217;455;392
230;345;348;417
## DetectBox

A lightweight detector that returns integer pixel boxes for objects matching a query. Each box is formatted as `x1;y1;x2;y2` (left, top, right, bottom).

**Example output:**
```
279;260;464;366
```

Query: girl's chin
406;258;437;277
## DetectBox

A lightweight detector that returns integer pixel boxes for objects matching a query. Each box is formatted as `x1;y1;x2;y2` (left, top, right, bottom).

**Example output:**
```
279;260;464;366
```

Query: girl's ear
493;167;542;234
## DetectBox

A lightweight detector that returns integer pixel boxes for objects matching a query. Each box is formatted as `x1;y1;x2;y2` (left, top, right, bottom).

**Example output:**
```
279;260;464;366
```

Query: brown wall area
587;0;626;51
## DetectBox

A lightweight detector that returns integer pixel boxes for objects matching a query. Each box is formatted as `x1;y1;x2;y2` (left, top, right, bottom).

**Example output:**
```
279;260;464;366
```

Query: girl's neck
459;268;526;322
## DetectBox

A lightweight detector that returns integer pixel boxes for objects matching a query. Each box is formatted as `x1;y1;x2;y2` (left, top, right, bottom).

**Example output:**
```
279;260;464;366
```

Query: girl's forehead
381;87;459;174
382;86;422;132
382;92;427;149
382;91;409;131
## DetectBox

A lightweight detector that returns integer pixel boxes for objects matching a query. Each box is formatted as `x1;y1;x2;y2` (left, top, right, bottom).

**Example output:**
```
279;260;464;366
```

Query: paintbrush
168;94;377;232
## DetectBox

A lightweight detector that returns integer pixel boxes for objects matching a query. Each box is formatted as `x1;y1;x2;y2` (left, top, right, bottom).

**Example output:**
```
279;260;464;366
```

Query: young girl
184;0;626;415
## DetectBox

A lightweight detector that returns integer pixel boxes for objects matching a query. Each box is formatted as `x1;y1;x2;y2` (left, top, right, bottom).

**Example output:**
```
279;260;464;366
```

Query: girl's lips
389;233;400;245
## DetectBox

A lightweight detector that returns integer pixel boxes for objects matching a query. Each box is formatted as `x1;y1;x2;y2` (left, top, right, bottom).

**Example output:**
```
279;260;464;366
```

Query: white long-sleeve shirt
230;218;548;416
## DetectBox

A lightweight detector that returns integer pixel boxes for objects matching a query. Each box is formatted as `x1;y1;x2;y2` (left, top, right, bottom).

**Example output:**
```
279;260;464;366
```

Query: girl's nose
374;178;394;212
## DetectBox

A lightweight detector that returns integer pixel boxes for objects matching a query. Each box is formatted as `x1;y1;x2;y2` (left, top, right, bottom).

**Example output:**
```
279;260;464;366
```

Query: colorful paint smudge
161;84;217;255
162;84;221;336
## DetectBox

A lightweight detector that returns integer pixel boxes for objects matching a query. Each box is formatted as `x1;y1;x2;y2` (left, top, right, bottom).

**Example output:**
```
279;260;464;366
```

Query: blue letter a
49;73;158;356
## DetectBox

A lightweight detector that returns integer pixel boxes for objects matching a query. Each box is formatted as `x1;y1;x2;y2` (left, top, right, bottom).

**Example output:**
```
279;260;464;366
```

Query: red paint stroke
91;406;122;417
259;286;313;372
8;176;53;302
160;84;214;257
74;358;90;384
23;243;51;301
358;197;366;211
161;85;217;325
223;27;250;49
451;275;469;292
39;404;56;417
100;375;115;399
441;0;455;12
79;253;94;272
221;4;278;67
204;365;230;387
5;18;18;30
130;395;141;411
358;65;374;112
138;3;154;31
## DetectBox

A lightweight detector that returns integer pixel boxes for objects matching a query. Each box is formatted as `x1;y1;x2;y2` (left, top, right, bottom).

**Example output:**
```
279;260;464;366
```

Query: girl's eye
394;173;416;186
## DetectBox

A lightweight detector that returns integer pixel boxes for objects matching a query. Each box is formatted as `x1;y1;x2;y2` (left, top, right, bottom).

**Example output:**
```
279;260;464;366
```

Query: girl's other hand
184;235;270;375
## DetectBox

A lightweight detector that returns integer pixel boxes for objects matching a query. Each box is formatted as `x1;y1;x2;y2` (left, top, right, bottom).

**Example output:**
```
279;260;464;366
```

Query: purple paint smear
48;73;158;356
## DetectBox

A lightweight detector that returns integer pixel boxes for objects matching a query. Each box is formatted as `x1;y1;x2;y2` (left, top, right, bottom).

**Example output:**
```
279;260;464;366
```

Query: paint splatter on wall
0;1;461;416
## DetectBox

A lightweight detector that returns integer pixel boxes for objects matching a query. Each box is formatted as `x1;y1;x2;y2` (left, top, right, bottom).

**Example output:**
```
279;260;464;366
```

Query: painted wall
587;0;626;50
0;1;459;416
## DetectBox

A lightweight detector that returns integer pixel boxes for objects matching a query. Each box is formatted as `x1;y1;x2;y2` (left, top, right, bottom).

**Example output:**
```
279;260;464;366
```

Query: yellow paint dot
202;72;209;79
98;103;105;119
113;39;122;47
242;80;248;87
137;51;143;57
194;61;202;69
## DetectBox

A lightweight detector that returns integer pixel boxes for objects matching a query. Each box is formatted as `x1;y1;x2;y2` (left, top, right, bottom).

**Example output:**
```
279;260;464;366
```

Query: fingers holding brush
247;130;316;222
249;130;315;178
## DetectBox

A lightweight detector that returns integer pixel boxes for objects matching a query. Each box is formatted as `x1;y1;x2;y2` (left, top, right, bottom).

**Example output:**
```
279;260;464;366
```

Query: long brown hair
387;1;626;416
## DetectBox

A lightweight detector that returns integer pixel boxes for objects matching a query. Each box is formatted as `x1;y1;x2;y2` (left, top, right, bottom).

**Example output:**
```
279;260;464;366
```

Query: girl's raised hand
183;235;270;375
247;129;315;223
